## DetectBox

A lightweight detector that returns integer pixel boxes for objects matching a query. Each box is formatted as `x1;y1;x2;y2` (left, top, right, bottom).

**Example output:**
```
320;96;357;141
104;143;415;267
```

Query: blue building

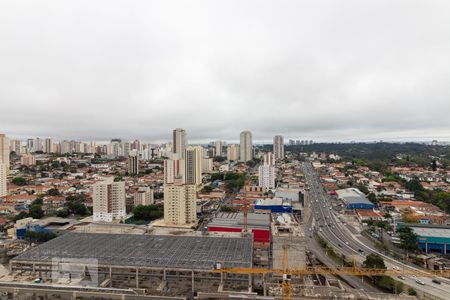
254;198;292;213
413;227;450;254
336;188;375;210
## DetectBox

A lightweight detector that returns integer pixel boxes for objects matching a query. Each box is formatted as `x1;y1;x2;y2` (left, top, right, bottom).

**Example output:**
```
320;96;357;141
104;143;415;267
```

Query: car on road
432;278;441;284
415;279;425;285
397;276;405;280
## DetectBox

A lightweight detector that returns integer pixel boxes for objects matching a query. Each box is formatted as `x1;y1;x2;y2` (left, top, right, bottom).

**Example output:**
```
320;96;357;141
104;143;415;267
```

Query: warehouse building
398;224;450;254
253;198;292;213
10;232;254;296
336;188;374;209
207;212;271;243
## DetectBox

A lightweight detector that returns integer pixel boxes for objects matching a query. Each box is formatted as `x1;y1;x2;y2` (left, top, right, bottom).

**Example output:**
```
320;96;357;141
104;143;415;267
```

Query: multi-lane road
301;161;450;299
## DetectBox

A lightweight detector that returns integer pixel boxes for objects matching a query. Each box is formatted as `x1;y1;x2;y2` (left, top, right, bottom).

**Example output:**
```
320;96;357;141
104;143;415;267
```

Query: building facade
93;177;126;222
214;140;223;157
164;158;185;184
239;131;253;162
128;150;139;175
0;134;9;173
0;163;7;197
164;184;197;225
273;135;284;160
185;146;202;185
134;187;154;206
227;144;240;161
173;128;187;158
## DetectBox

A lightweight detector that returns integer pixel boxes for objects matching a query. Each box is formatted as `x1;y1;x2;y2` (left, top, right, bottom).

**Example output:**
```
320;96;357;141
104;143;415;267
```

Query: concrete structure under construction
9;232;254;297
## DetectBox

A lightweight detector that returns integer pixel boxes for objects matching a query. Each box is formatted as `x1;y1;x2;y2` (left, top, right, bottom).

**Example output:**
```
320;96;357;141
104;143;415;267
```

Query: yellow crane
213;245;450;299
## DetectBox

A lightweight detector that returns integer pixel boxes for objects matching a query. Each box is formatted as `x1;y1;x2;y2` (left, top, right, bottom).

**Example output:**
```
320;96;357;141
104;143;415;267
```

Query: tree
132;204;163;221
213;156;226;162
28;204;44;219
363;253;386;269
56;208;70;218
398;227;419;251
12;177;27;186
201;185;215;193
47;188;60;196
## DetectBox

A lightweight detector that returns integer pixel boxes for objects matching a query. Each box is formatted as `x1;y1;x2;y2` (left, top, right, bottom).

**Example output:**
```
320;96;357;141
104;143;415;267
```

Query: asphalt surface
301;161;450;299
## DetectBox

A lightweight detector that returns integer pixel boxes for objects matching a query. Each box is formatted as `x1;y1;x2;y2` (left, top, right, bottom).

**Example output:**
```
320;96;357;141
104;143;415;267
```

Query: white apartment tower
259;153;275;189
185;146;202;185
0;134;10;173
227;144;240;161
239;131;253;162
93;177;126;222
164;184;197;225
128;150;139;175
273;135;284;160
0;163;7;197
173;128;187;158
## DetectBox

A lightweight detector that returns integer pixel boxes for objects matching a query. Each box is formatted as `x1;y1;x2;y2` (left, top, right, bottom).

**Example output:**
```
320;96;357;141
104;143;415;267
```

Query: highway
301;161;450;299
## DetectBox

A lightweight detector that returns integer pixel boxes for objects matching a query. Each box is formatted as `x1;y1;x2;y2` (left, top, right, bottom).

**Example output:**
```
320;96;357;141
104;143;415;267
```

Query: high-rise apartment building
273;135;284;160
9;139;21;154
0;163;7;197
128;150;139;175
214;140;223;157
134;186;154;206
227;144;240;161
259;152;275;189
164;184;196;225
34;137;43;152
173;128;187;158
93;177;126;222
0;134;10;173
44;138;53;153
185;146;202;185
164;159;185;184
239;131;253;162
263;152;275;166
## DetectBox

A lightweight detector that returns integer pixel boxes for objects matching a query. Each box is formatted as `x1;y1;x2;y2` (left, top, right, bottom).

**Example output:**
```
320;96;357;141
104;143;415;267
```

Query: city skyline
1;1;450;142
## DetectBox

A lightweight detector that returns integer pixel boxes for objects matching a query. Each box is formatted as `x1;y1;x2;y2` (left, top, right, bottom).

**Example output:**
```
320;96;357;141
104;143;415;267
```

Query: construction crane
214;243;450;299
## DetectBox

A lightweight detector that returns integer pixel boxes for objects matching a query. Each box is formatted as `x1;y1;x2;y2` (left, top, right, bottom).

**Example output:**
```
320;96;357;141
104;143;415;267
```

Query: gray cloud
1;0;449;143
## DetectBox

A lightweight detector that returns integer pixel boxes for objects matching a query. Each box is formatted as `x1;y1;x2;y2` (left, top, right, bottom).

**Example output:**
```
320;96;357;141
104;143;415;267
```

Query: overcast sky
1;0;449;143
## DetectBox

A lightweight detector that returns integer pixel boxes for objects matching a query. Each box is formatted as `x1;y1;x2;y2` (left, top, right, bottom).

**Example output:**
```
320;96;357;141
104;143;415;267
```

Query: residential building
202;158;213;173
34;137;43;152
214;140;223;157
273;135;284;160
0;134;9;172
240;131;253;162
128;150;139;175
164;184;197;225
263;152;275;166
227;144;239;161
9;139;21;154
134;186;154;206
173;128;187;158
164;158;185;184
0;163;6;197
93;177;126;222
44;138;53;153
185;146;202;185
20;154;36;166
259;164;275;189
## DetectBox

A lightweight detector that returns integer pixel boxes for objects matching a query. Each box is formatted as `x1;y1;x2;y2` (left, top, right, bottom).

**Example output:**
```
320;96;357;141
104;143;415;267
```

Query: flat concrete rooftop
12;232;253;270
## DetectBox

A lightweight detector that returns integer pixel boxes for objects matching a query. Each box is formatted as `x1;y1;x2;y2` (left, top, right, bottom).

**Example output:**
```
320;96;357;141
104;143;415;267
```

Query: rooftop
208;212;270;229
336;188;373;205
12;232;253;270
